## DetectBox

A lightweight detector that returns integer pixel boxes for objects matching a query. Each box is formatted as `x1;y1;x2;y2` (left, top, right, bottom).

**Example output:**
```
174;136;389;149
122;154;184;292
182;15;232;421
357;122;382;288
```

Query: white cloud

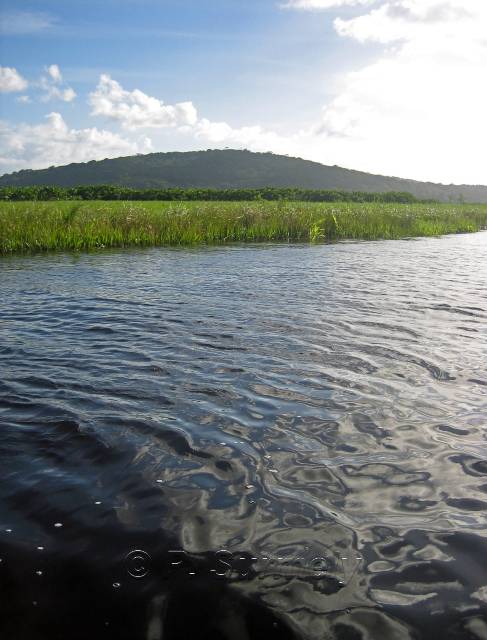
0;66;28;93
41;86;77;103
47;64;62;83
89;74;198;130
89;75;293;154
0;113;152;173
0;63;75;103
39;65;77;103
282;0;373;10
3;8;487;186
277;0;487;182
0;11;55;35
1;71;289;173
334;0;478;43
308;0;487;183
16;95;31;104
190;119;289;153
80;3;487;184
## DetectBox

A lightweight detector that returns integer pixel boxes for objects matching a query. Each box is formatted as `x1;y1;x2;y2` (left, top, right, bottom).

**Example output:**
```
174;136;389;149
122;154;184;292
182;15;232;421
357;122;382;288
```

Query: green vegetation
1;200;487;255
1;150;484;203
0;185;424;203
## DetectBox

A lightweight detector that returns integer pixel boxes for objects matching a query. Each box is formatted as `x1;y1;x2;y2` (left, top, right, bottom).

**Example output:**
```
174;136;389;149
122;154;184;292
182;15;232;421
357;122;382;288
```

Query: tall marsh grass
1;200;487;254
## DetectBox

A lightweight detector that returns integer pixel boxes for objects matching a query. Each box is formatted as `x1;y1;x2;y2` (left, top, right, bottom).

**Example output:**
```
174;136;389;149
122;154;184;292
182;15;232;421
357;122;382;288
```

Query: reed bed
1;200;487;254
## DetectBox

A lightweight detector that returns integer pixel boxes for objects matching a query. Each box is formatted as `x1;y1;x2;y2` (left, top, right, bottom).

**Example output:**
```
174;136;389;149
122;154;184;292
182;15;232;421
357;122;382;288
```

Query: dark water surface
1;234;487;639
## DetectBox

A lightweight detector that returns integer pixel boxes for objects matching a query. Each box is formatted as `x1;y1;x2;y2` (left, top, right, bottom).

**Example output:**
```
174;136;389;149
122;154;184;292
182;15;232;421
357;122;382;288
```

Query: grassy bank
1;200;487;254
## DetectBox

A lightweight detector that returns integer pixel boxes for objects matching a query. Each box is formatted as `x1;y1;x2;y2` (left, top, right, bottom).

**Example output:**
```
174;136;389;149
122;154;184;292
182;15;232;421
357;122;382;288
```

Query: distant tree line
0;185;432;203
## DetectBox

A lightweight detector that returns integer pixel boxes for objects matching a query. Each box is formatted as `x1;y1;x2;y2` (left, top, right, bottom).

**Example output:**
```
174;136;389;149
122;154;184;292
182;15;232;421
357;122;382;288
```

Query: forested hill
1;150;486;203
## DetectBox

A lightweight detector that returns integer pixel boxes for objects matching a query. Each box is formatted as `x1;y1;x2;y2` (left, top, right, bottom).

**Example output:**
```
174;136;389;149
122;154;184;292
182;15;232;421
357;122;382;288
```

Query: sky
0;0;486;184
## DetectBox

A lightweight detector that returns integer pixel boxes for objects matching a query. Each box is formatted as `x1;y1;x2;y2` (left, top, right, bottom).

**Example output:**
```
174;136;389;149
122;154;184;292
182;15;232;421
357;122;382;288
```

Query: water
1;233;486;640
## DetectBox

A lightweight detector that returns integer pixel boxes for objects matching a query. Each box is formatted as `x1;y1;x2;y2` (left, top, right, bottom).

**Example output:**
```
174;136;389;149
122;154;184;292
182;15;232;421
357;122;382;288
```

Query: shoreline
1;200;487;255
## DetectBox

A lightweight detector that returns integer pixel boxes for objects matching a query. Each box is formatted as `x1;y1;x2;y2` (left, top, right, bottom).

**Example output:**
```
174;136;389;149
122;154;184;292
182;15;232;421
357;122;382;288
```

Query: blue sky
1;0;485;184
1;1;365;125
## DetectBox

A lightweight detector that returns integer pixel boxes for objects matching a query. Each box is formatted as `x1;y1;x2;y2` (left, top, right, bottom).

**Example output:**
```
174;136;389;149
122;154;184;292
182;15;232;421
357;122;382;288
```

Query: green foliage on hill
0;184;423;203
0;150;484;203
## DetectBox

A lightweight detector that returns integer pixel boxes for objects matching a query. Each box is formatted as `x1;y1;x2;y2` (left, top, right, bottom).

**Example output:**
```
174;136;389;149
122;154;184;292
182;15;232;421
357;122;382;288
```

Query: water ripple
1;234;487;638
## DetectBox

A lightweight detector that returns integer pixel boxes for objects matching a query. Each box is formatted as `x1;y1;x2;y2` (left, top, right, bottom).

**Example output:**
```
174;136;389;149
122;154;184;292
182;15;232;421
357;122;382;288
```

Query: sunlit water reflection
1;233;487;639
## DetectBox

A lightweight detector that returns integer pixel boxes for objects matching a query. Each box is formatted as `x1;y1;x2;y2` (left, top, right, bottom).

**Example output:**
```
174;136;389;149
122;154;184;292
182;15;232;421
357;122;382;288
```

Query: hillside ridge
1;149;486;203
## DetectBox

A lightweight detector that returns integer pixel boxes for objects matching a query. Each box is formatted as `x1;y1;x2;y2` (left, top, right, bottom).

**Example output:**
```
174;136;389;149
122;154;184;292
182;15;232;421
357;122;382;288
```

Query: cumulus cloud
89;74;198;130
0;66;28;93
3;6;486;186
46;64;62;83
0;112;152;173
39;64;77;103
190;119;289;153
1;71;290;173
88;75;292;154
334;0;478;42
282;0;373;10
308;0;487;183
41;86;77;103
